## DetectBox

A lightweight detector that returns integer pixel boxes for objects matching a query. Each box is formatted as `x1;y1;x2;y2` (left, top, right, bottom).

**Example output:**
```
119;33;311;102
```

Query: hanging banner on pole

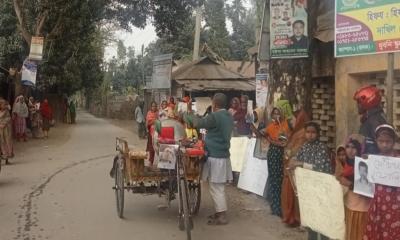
152;53;173;89
270;0;309;58
335;0;400;57
256;73;269;108
29;37;44;61
21;59;37;86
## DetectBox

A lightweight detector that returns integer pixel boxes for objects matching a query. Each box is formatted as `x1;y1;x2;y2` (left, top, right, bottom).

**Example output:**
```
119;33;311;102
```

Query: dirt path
0;111;306;240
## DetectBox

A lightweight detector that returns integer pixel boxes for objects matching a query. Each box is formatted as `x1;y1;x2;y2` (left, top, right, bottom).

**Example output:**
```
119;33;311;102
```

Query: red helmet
353;85;382;110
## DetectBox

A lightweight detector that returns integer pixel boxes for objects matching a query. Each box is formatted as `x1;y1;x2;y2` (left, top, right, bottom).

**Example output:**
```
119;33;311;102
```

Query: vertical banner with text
152;53;173;89
29;37;44;61
335;0;400;57
270;0;309;58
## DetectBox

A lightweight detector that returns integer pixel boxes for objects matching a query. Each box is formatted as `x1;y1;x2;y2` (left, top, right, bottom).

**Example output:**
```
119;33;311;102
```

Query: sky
104;0;252;61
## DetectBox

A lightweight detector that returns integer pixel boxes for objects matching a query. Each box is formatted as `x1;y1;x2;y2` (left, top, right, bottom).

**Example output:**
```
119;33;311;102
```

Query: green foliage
204;0;231;59
227;0;256;60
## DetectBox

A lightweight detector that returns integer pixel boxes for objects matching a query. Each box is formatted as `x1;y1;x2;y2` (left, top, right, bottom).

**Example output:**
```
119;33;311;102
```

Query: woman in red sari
363;124;400;240
40;99;53;138
146;101;158;165
281;109;309;226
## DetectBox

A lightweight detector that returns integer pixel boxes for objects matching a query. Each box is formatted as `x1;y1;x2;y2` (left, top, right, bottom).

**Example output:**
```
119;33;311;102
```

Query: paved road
0;111;306;240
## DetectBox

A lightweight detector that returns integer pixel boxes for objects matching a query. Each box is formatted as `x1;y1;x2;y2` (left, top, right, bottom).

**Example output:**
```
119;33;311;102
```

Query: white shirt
134;106;144;123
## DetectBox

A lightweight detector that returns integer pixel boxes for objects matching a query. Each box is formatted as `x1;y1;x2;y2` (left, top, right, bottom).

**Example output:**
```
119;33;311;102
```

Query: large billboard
335;0;400;57
270;0;309;58
152;53;173;89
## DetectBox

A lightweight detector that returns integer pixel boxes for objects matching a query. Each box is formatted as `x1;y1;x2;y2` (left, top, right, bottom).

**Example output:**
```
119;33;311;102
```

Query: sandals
207;217;229;225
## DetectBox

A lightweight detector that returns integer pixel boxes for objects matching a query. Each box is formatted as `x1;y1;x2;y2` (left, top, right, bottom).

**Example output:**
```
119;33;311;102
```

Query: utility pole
387;53;394;124
193;6;202;61
141;44;145;95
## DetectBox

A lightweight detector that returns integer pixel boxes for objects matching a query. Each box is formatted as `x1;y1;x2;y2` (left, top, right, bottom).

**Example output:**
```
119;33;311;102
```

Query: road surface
0;111;306;240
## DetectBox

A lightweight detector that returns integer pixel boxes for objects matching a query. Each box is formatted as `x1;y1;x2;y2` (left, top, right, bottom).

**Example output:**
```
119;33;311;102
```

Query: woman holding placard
337;137;371;240
363;124;400;240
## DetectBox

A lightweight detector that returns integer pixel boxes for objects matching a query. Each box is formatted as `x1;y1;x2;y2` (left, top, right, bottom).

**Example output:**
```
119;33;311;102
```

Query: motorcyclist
353;85;387;154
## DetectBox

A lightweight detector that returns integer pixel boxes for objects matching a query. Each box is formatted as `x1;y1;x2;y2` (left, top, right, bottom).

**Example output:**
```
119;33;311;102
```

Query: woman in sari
40;99;53;138
12;95;29;141
146;101;158;165
281;109;309;226
228;97;240;117
265;107;291;216
0;99;13;164
290;121;332;240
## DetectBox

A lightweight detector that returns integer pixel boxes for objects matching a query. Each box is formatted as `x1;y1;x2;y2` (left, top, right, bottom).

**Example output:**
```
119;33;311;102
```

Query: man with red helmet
353;85;387;154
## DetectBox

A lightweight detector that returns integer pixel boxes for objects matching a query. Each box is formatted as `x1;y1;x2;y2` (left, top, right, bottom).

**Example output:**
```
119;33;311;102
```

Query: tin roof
172;56;254;91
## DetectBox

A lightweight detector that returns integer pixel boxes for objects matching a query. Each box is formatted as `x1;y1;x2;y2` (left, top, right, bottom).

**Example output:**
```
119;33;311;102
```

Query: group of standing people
0;96;53;167
140;87;399;239
257;85;398;240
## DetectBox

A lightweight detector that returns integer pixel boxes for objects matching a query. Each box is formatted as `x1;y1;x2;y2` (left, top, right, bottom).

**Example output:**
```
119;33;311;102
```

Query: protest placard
295;168;345;240
194;97;212;116
354;157;375;198
230;137;250;172
238;139;269;196
368;155;400;187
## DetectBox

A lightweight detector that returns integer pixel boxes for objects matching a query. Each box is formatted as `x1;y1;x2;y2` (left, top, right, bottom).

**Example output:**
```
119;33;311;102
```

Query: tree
116;40;127;63
204;0;231;59
227;0;255;60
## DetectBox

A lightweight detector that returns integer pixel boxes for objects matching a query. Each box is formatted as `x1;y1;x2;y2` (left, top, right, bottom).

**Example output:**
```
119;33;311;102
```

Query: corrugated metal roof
175;79;255;91
172;57;248;80
224;61;256;79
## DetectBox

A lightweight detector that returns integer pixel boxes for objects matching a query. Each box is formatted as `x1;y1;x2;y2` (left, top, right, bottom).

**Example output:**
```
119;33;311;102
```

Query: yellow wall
335;53;400;145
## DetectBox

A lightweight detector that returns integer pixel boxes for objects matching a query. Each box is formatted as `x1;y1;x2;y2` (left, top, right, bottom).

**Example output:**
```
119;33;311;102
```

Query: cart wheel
179;178;192;240
188;181;201;215
114;157;125;218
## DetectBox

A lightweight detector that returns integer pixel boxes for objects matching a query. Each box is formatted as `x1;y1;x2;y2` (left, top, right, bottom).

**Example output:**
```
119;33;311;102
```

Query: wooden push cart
112;137;203;240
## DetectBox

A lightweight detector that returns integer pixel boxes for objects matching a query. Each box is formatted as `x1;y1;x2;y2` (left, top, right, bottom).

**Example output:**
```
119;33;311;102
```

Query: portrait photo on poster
354;157;375;198
157;144;178;170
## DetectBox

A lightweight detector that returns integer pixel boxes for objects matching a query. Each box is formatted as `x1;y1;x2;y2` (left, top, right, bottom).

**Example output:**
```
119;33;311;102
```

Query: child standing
363;124;400;240
291;121;332;240
338;138;371;240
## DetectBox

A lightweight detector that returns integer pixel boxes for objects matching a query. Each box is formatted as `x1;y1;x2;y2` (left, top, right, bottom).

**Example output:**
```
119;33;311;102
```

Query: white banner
230;137;250;172
295;168;345;240
256;74;268;108
21;59;37;86
152;53;173;89
238;138;268;196
29;36;44;61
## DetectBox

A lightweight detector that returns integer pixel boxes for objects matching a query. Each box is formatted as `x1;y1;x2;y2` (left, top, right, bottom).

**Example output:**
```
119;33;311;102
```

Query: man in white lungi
185;93;233;225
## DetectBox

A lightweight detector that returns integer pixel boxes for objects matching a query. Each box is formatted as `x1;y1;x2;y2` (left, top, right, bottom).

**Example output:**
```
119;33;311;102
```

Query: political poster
295;168;346;240
238;138;269;196
29;36;44;61
21;59;37;86
152;53;173;89
335;0;400;57
256;74;268;108
270;0;309;58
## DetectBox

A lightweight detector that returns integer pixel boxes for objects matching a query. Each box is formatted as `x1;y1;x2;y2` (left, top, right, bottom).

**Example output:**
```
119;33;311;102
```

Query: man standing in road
134;101;146;139
185;93;234;225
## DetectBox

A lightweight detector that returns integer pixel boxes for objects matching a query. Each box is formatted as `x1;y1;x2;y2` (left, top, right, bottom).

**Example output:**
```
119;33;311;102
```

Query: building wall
335;53;400;145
